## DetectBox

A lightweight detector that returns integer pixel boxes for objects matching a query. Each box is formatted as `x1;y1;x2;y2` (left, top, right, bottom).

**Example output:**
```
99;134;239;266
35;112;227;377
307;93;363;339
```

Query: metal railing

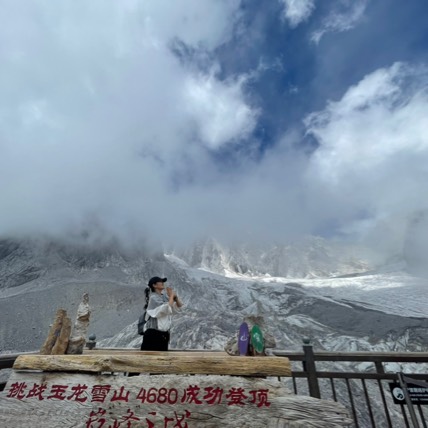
274;340;428;428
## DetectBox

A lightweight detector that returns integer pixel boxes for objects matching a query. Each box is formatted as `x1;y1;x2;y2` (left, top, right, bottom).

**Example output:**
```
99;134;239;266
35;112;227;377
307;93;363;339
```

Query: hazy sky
1;0;427;251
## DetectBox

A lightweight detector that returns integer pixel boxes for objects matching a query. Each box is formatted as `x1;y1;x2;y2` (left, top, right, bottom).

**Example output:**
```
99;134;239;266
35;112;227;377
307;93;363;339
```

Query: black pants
140;329;170;351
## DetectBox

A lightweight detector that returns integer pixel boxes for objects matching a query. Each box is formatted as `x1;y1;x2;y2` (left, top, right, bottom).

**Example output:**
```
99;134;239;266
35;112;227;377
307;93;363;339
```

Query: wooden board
0;371;352;428
13;353;291;377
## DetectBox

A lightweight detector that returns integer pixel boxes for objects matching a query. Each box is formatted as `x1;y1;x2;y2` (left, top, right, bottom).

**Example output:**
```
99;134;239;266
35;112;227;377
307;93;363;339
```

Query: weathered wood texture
0;372;352;427
51;316;71;355
39;309;67;355
84;349;228;355
13;353;292;376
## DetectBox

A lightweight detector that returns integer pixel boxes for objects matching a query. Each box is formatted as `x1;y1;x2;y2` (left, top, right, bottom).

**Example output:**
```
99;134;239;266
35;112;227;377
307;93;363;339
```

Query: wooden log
0;371;352;427
51;316;71;355
39;309;66;355
67;293;90;355
13;353;292;376
84;349;229;357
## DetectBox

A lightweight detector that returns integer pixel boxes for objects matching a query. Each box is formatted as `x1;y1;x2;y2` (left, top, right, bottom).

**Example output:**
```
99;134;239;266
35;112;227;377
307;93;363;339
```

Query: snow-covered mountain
169;236;373;278
1;236;427;355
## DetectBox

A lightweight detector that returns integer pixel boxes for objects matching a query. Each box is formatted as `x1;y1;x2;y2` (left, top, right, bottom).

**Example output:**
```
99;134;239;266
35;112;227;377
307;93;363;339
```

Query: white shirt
146;293;181;332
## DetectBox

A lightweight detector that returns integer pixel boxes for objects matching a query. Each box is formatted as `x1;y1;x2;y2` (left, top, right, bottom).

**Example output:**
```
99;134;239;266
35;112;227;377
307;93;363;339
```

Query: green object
250;325;264;354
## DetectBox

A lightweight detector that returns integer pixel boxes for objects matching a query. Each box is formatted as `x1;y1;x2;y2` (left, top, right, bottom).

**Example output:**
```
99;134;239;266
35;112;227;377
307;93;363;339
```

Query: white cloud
1;0;426;259
184;73;258;149
311;0;368;43
0;0;261;245
304;62;428;248
141;0;242;50
279;0;316;28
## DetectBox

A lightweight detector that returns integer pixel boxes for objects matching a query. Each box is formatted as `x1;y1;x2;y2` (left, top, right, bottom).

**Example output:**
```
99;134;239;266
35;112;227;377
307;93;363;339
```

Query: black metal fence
274;341;428;428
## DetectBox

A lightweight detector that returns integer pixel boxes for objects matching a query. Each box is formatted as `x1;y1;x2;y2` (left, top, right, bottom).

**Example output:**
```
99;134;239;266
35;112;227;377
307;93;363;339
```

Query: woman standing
141;276;183;351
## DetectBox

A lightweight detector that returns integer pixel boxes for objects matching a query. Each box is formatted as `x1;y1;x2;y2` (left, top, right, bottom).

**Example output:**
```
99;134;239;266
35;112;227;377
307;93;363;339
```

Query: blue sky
1;0;428;255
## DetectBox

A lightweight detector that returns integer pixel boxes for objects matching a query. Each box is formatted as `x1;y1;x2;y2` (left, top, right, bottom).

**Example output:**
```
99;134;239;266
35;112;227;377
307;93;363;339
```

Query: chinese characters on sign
85;407;190;428
7;381;271;427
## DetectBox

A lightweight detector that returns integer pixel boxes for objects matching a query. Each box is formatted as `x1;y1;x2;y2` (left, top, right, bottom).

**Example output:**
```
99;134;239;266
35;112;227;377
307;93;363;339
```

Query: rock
66;293;90;355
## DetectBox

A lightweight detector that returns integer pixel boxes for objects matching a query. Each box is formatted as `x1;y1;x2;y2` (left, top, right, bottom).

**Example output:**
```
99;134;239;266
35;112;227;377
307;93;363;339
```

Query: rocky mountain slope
1;237;427;356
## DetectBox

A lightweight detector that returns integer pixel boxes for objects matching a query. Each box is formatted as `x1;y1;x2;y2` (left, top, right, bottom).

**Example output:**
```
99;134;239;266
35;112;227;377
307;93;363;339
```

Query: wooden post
51;315;71;355
39;309;67;355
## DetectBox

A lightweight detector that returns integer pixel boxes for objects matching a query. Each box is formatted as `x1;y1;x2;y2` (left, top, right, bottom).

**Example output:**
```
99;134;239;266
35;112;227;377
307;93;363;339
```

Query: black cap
148;277;167;287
